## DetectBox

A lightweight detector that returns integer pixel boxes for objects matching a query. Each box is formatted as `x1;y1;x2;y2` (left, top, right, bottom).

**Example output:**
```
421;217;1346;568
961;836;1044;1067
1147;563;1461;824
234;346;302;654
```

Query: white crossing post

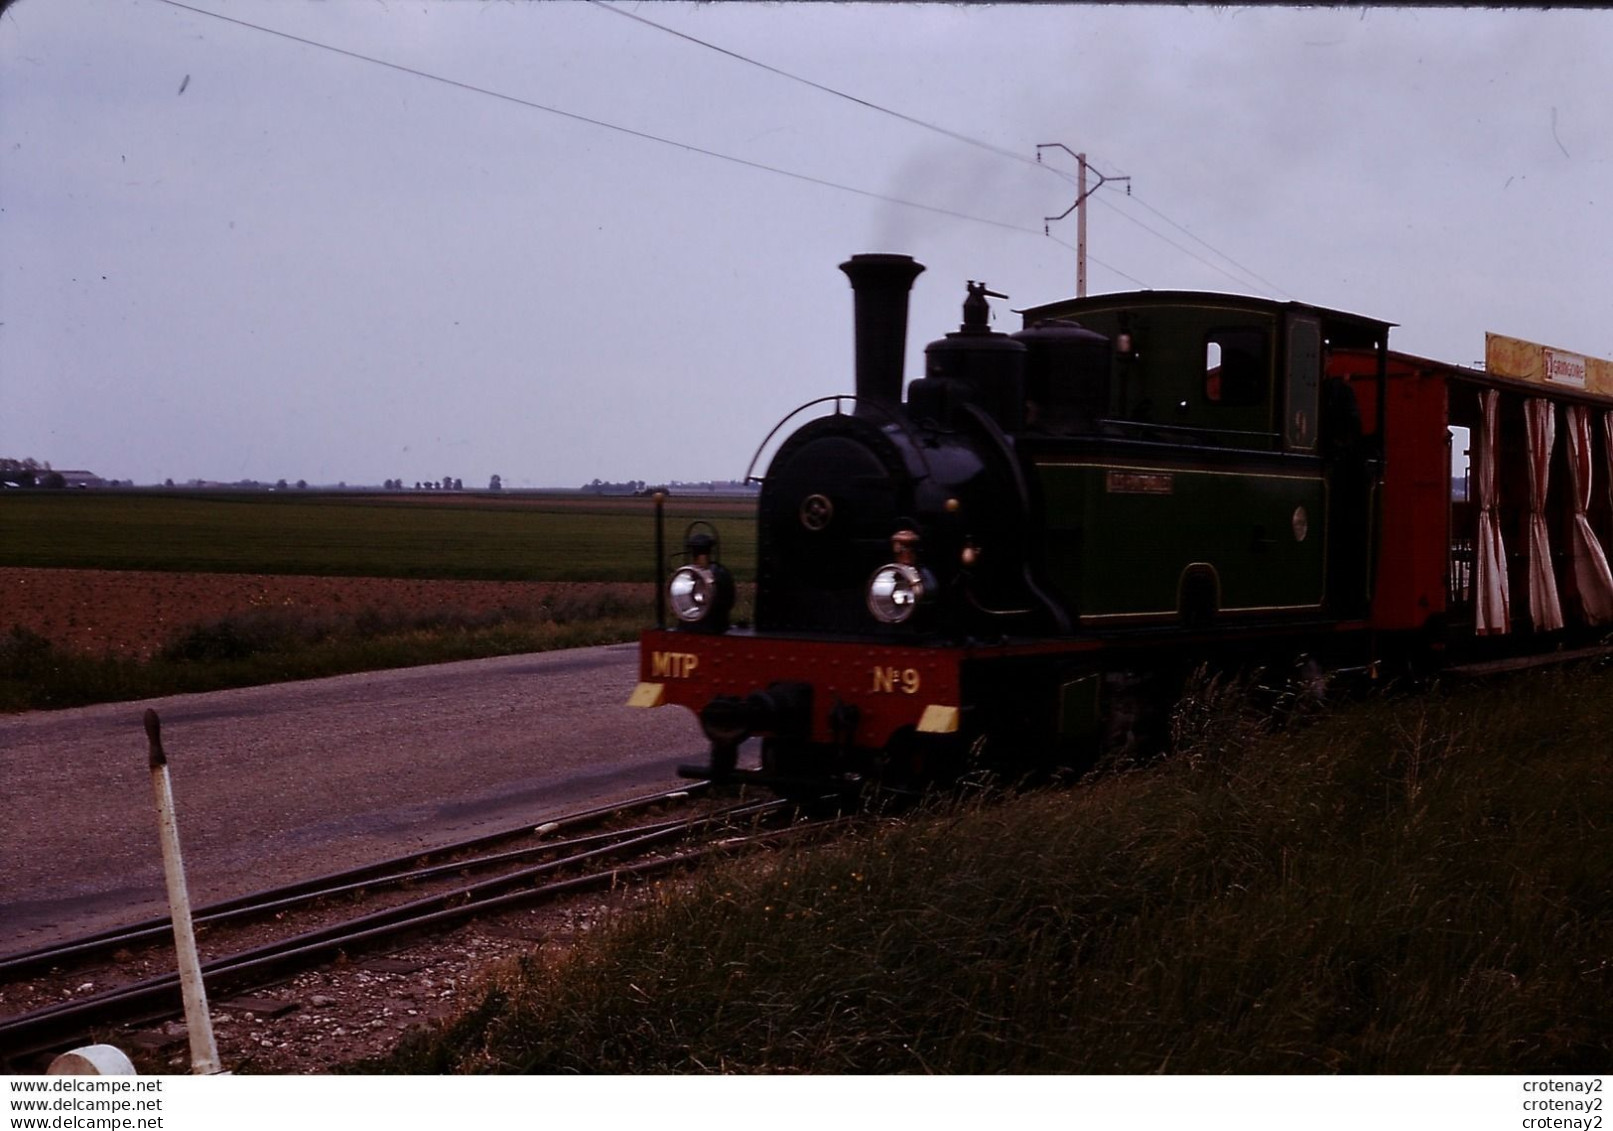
145;709;223;1075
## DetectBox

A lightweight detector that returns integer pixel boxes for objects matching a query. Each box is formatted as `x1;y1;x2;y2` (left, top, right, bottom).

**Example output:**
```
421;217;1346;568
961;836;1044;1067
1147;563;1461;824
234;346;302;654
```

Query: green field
0;491;757;581
0;490;758;710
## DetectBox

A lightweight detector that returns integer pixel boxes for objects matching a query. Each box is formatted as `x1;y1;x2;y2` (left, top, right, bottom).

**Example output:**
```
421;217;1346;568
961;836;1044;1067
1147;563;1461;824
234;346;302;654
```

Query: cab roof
1018;290;1395;351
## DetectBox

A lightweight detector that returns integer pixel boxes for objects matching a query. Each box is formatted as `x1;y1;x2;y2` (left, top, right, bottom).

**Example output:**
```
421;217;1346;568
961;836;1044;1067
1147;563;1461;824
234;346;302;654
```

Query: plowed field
2;568;643;660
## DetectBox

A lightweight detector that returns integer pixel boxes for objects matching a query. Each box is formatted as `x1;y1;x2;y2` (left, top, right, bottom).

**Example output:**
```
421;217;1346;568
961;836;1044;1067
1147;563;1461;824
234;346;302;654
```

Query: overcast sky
3;2;1610;488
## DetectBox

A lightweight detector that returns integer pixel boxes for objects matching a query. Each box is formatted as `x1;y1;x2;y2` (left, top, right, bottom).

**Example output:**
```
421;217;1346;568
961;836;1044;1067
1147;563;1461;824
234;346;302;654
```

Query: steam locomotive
629;253;1613;786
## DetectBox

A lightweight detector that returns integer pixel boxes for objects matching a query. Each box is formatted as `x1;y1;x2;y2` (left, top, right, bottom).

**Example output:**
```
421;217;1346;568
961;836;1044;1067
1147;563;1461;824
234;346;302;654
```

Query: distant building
57;470;106;488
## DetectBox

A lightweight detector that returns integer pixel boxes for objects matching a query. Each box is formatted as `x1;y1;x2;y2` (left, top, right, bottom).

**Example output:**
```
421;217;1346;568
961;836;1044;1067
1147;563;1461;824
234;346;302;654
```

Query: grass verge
372;665;1613;1073
0;592;654;711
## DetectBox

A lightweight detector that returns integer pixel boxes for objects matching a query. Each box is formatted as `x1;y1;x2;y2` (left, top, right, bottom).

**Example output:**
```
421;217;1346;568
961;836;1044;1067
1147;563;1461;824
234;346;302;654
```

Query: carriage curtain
1564;405;1613;624
1605;411;1613;535
1475;389;1511;635
1524;397;1564;632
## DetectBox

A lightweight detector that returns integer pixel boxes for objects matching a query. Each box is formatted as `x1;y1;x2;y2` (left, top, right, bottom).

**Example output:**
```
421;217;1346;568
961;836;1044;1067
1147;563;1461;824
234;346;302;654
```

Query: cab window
1204;328;1268;407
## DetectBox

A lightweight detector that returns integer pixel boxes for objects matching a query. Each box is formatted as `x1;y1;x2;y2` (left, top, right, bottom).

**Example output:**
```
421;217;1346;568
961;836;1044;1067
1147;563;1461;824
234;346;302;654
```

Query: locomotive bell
917;281;1027;431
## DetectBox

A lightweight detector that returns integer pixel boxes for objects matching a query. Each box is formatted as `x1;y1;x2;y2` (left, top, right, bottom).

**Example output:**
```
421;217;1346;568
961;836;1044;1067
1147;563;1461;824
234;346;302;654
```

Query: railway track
0;780;839;1070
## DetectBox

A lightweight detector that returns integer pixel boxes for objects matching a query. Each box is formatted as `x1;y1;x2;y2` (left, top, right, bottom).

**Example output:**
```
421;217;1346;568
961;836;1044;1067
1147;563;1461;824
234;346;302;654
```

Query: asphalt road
0;644;708;952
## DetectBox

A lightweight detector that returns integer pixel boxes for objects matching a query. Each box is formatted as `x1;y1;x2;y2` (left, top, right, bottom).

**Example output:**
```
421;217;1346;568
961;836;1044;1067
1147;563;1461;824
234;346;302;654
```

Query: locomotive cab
1015;292;1388;627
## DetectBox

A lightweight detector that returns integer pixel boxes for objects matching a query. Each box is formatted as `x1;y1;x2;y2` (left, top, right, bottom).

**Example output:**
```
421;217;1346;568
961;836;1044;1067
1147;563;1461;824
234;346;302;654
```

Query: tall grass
378;665;1613;1073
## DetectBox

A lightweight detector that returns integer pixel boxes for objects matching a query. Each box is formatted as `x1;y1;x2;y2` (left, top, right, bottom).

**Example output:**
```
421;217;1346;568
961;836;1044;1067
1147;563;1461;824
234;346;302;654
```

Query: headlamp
669;565;720;623
668;525;734;632
867;562;930;624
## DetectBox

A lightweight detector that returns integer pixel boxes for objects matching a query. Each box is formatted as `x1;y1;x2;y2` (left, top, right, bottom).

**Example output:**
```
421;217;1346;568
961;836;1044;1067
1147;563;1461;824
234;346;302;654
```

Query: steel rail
0;780;713;979
0;811;714;979
0;799;800;1065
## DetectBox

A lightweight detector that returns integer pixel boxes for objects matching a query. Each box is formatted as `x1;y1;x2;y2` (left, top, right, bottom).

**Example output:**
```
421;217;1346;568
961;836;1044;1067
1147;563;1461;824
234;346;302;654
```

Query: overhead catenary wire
1098;190;1293;297
1045;233;1148;289
1038;148;1291;296
592;0;1290;297
153;0;1150;291
587;0;1063;180
1090;192;1291;297
150;0;1088;254
150;0;1271;297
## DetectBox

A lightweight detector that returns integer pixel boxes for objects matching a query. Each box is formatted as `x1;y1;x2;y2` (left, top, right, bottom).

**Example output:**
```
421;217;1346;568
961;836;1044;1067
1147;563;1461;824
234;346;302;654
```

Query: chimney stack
839;254;924;414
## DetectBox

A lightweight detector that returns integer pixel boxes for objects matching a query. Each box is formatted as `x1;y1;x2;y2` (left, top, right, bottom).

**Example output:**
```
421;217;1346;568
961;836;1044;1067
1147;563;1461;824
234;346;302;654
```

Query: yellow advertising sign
1486;332;1613;396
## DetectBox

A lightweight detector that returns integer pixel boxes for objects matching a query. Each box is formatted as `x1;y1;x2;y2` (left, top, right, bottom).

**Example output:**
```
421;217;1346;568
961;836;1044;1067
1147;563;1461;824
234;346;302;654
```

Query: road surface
0;644;707;951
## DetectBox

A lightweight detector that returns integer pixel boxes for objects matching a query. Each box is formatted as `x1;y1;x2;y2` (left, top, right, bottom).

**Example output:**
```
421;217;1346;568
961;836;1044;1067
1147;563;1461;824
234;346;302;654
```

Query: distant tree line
383;478;465;491
1;458;60;488
582;478;655;496
4;457;746;495
0;457;125;488
580;478;756;496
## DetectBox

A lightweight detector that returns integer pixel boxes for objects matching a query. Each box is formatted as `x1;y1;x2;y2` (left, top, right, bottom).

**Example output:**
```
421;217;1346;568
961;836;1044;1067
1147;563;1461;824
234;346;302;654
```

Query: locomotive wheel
1179;570;1219;631
1285;654;1328;715
881;726;949;790
877;726;1001;793
758;737;870;804
1100;668;1183;766
760;736;815;777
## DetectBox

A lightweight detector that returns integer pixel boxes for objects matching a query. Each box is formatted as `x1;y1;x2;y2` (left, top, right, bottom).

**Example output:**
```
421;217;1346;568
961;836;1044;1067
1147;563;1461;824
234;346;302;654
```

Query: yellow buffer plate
626;682;665;709
917;705;960;734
